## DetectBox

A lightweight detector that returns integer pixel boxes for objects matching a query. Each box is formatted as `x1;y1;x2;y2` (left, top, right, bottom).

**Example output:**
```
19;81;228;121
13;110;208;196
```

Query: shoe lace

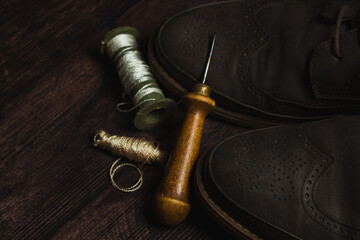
333;5;349;60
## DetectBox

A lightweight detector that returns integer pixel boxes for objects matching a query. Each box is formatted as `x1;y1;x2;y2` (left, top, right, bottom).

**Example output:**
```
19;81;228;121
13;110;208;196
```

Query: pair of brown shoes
149;1;360;239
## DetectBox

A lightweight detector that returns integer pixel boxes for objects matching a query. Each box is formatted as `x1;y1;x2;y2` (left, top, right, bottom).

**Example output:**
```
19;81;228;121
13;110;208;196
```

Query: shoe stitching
297;125;360;239
199;123;360;239
238;0;360;117
237;1;272;108
158;0;360;119
237;0;325;116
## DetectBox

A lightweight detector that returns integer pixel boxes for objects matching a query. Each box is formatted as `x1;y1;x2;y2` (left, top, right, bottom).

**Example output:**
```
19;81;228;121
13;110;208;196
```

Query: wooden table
1;1;248;239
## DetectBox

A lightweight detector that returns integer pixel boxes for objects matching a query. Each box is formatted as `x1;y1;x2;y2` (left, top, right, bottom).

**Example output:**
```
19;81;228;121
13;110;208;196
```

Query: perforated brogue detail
155;0;360;120
297;126;360;239
209;118;360;239
231;133;306;202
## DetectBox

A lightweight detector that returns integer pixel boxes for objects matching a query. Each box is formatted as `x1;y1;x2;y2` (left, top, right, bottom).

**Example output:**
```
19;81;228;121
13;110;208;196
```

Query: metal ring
109;159;143;192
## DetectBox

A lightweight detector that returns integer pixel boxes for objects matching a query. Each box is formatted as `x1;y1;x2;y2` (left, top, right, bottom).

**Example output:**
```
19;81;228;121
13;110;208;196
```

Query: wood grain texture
0;0;248;239
153;89;216;226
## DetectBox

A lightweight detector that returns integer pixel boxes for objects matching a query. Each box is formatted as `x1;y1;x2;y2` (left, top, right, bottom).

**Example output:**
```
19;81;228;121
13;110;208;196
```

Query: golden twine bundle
93;129;166;165
93;129;167;192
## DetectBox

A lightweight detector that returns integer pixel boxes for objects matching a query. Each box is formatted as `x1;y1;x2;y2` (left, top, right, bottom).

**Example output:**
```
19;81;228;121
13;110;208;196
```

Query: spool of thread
93;129;167;165
100;26;176;131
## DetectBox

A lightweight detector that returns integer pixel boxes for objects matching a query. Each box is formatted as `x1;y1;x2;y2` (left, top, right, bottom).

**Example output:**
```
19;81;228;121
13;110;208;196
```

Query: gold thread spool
93;129;168;193
93;129;167;165
100;26;177;131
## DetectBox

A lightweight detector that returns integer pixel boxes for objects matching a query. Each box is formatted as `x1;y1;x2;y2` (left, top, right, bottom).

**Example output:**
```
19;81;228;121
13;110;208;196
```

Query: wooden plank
0;0;247;239
0;0;139;109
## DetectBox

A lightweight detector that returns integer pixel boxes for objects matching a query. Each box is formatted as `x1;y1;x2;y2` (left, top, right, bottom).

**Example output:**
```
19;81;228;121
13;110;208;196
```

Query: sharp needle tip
202;34;216;84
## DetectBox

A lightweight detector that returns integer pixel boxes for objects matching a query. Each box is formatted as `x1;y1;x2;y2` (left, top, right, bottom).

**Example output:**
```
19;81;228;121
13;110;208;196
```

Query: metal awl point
202;34;216;84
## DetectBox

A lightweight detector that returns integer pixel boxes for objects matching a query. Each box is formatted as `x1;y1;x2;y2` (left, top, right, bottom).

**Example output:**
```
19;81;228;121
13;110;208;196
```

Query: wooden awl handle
153;84;215;226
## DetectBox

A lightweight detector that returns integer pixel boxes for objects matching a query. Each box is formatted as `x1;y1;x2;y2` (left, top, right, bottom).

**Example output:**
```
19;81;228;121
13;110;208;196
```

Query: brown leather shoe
195;116;360;239
149;0;360;128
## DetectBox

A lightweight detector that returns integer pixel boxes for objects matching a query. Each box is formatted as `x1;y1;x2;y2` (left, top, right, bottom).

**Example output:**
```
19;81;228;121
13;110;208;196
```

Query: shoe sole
194;148;262;240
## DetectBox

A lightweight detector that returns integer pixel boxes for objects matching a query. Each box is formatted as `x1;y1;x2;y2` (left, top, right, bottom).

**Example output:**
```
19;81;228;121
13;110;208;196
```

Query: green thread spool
101;26;176;131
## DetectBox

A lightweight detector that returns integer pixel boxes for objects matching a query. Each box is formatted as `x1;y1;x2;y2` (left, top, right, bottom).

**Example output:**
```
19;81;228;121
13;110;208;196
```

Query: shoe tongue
311;0;360;101
310;28;360;101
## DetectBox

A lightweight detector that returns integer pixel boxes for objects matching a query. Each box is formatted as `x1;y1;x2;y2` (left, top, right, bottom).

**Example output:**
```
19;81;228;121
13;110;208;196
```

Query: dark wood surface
0;1;248;239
